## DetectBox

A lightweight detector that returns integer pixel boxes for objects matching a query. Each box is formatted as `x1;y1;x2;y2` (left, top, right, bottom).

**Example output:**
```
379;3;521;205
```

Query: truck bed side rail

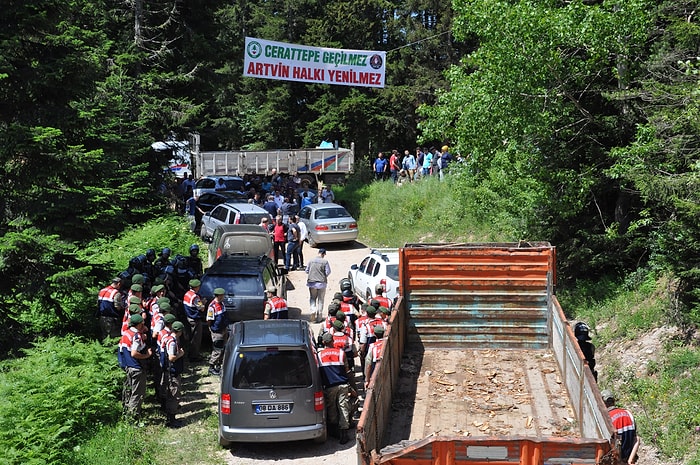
196;147;354;176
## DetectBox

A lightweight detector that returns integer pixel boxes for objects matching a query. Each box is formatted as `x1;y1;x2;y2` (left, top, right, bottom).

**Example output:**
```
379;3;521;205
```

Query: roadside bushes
0;336;122;465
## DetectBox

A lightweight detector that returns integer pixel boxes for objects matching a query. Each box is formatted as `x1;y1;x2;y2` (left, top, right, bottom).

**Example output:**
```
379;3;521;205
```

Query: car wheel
366;289;372;303
307;235;318;248
313;425;327;444
218;432;231;448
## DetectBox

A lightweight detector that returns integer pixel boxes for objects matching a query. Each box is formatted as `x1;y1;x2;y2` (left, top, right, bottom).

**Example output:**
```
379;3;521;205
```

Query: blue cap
319;248;327;254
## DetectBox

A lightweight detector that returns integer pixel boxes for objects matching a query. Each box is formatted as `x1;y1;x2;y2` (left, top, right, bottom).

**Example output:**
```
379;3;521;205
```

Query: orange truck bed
357;243;615;465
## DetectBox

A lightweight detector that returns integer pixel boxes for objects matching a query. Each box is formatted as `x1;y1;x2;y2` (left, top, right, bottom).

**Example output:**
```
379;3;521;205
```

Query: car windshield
315;207;351;219
233;349;312;389
224;179;245;191
201;275;262;296
240;213;270;225
386;264;399;281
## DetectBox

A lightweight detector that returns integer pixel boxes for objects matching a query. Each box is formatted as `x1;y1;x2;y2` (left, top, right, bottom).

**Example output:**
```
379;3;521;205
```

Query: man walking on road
306;248;331;323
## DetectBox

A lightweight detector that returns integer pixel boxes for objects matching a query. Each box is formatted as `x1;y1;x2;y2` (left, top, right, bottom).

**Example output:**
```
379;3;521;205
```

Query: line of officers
111;276;200;428
99;262;211;429
315;283;394;444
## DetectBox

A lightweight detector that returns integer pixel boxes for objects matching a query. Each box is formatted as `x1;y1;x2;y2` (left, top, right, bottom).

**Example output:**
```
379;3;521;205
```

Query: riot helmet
574;322;591;341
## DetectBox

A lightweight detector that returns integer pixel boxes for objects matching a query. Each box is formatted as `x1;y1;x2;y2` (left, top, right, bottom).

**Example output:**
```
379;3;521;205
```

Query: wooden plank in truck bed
382;347;578;448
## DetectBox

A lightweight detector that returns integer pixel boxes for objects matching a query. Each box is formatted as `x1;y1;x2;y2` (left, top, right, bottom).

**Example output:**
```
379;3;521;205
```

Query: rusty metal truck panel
357;243;614;465
401;242;555;350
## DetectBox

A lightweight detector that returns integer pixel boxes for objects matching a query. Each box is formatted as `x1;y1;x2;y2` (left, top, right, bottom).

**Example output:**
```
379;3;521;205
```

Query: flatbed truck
357;242;616;465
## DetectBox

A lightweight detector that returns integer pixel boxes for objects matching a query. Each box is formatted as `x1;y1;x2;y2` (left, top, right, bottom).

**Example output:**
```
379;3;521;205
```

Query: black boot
166;414;183;428
339;428;350;444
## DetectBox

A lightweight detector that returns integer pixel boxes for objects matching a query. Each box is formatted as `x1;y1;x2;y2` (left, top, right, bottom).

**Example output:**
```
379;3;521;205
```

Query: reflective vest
318;347;348;388
267;296;289;319
98;286;121;318
183;289;202;319
207;299;227;333
151;310;164;338
375;295;392;310
332;331;352;352
366;338;385;381
117;327;145;369
609;407;637;460
370;339;384;363
158;328;184;375
360;317;386;344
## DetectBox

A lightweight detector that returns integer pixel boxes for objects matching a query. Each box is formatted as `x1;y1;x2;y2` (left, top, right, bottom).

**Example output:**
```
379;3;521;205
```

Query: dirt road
219;241;370;465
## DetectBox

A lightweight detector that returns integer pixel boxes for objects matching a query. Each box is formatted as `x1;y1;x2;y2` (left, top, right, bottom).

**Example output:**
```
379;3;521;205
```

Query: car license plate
331;224;347;230
255;403;291;414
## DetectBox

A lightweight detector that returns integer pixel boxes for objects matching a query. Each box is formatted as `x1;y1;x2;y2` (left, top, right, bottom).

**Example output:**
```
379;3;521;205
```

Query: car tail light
380;278;387;289
315;225;329;231
221;393;231;415
234;217;241;224
349;222;358;229
216;248;222;260
314;391;325;411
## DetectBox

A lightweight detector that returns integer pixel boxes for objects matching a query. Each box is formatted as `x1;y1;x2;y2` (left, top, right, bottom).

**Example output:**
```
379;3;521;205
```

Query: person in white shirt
296;215;308;267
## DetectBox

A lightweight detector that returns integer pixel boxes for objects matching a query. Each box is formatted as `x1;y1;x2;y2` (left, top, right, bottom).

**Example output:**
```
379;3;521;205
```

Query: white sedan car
347;249;399;304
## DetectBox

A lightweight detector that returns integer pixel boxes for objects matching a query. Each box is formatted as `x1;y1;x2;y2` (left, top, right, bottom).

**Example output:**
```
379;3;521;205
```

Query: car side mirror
350;264;358;270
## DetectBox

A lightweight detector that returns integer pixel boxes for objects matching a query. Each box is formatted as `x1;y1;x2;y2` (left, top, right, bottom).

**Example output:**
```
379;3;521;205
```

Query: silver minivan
218;320;327;445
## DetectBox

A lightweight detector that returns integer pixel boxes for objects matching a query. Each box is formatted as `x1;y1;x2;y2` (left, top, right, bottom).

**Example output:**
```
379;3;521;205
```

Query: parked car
297;202;358;247
348;249;399;304
199;255;286;322
218;319;327;446
207;224;273;267
193;191;248;231
200;203;271;240
193;175;245;198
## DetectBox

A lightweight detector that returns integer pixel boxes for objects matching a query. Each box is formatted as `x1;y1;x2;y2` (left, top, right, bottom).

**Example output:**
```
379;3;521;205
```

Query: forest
2;0;696;344
0;0;698;461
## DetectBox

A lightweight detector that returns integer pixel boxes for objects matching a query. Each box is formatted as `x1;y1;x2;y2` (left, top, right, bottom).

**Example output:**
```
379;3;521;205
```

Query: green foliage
0;229;97;349
560;269;666;343
348;171;518;246
80;214;202;273
606;0;700;321
420;0;654;280
0;336;122;465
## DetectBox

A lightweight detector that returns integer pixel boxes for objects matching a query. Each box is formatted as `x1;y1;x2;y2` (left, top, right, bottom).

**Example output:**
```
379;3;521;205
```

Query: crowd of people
314;274;394;444
373;145;464;183
97;238;396;441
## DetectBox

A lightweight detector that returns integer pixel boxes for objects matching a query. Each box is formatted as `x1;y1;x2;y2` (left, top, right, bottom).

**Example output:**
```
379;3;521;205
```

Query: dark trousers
273;241;285;265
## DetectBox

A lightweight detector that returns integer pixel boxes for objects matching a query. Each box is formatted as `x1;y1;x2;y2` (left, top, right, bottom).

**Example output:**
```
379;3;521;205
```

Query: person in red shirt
272;215;287;267
389;149;401;184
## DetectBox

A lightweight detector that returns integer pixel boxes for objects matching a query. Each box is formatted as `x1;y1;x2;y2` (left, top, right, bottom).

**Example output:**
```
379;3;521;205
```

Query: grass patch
559;270;667;344
337;172;516;247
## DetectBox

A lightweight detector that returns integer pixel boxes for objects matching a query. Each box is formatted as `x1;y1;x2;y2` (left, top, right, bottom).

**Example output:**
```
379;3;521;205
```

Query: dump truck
190;134;354;187
357;242;616;465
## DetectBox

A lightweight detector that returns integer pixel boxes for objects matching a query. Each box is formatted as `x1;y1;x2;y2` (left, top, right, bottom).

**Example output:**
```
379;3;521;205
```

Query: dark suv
199;255;286;322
